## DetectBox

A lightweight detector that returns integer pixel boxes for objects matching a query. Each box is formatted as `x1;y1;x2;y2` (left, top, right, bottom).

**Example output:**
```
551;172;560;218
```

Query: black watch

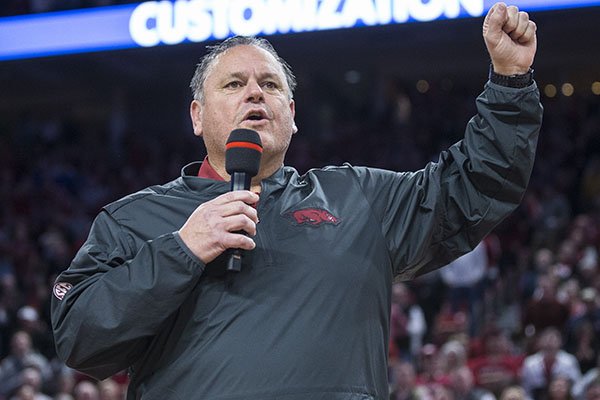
489;65;534;88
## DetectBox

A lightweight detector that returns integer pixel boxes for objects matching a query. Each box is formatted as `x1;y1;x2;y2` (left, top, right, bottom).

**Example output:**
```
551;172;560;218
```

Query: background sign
1;0;599;61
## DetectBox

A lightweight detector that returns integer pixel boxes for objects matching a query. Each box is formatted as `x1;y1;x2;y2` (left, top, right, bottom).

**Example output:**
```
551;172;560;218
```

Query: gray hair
190;36;297;102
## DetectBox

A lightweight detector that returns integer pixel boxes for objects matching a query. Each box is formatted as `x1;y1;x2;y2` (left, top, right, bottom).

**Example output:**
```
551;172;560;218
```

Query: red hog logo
286;208;341;227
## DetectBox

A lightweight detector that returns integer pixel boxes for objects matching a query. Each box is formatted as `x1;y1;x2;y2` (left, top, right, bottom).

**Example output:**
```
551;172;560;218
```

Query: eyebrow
223;71;283;82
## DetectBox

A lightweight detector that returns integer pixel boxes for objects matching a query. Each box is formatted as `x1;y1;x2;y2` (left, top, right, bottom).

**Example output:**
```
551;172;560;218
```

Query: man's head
189;36;298;179
190;36;296;102
538;327;562;357
11;330;32;358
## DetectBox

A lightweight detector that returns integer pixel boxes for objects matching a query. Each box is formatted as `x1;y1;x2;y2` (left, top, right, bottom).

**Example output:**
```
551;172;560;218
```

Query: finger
219;201;259;223
211;190;259;206
232;234;256;251
220;232;256;251
223;214;258;237
518;20;537;44
509;11;530;41
503;5;520;34
482;2;507;45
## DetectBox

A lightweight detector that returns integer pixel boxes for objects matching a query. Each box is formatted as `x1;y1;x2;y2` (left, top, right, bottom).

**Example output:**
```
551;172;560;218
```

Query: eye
262;81;278;90
225;81;243;89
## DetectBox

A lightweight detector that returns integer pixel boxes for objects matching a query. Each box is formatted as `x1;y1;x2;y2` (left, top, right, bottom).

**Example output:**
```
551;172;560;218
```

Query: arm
354;3;541;279
51;210;205;380
51;189;259;380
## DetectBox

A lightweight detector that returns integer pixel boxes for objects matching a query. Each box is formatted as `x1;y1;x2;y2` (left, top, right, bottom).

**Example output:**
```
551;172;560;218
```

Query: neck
208;155;283;193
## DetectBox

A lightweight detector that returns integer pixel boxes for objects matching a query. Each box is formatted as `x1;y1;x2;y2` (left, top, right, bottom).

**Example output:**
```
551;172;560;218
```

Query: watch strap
489;65;534;88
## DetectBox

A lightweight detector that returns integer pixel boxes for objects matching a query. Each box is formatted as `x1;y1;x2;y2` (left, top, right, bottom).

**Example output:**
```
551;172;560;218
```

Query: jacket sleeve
51;209;205;380
353;81;542;279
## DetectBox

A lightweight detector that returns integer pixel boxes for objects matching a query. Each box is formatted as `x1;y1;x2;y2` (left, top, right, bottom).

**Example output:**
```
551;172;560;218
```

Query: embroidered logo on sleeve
53;282;73;300
285;208;341;227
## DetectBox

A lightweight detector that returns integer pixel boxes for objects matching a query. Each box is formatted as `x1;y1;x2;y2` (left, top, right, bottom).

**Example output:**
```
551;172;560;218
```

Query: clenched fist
483;2;537;76
178;190;259;264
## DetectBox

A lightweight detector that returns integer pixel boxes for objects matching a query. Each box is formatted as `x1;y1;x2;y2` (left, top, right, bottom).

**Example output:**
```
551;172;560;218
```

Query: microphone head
225;129;263;177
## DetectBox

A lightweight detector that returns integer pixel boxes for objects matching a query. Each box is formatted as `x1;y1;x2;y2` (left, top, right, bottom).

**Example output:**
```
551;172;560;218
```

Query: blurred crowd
1;58;600;399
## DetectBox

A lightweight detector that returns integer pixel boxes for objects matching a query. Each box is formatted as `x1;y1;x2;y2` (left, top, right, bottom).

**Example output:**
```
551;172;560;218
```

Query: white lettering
229;0;265;36
445;0;483;18
342;0;378;27
408;0;444;22
187;0;213;42
157;0;187;45
375;0;392;24
317;0;343;30
301;0;318;31
262;0;305;34
128;0;486;48
129;1;160;47
211;0;230;39
392;0;409;23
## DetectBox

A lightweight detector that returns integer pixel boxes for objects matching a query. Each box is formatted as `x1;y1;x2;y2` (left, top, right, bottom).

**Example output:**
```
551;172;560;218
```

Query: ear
190;100;203;137
290;99;298;134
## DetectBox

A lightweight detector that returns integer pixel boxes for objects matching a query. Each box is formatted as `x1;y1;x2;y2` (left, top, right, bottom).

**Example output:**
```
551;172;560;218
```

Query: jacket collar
180;161;296;193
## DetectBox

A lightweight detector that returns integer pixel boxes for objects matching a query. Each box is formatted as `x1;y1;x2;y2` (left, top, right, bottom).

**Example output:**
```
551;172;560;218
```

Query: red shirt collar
197;157;226;181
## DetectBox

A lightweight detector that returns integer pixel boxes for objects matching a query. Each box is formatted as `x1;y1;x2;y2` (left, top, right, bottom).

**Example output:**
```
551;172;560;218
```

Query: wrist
489;65;534;88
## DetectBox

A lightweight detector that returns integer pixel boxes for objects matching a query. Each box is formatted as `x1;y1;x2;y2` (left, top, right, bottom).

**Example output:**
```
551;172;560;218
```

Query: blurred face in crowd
11;331;31;357
74;381;100;400
393;361;416;388
500;386;527;400
99;379;120;400
539;329;562;357
190;44;297;176
548;377;572;400
15;384;35;400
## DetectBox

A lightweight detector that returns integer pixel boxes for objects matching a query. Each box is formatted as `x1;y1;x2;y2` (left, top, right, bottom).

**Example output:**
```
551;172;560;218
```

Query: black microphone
225;128;263;272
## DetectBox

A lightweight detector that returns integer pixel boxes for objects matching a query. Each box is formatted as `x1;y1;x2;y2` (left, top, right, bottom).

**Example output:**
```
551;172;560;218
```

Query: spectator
467;327;523;395
98;378;121;400
521;327;581;398
573;355;600;400
389;360;421;400
8;367;51;400
440;241;489;334
448;366;495;400
565;287;600;370
72;381;99;400
390;282;427;361
0;331;52;398
547;376;575;400
522;274;570;337
14;306;54;362
441;339;468;374
499;386;530;400
415;344;451;389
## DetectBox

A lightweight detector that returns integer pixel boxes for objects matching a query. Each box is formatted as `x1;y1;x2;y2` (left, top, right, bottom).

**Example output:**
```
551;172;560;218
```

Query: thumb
483;2;507;47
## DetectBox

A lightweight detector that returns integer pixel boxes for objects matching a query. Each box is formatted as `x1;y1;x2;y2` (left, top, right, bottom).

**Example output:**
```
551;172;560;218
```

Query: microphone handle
227;172;252;272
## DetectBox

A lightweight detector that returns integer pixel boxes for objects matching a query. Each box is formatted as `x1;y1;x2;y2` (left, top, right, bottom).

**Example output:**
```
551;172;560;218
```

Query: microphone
225;128;263;272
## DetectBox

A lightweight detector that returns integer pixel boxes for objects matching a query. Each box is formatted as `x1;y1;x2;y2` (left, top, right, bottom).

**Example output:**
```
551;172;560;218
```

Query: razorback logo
53;282;73;301
286;208;341;227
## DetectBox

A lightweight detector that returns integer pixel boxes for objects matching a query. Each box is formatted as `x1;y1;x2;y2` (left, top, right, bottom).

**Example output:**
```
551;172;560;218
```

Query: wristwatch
489;65;534;88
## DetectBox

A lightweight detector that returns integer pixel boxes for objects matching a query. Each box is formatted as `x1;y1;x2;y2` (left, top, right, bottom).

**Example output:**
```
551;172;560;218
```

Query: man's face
190;45;297;171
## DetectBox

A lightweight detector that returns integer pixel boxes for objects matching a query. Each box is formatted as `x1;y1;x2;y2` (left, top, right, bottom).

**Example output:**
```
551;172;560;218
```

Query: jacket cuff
172;231;206;270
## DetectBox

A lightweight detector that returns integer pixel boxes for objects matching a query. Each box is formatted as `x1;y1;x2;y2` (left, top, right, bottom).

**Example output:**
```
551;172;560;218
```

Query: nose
245;80;264;103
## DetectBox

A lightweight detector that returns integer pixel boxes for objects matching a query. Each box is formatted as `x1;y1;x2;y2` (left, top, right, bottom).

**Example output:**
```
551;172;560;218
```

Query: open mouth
244;110;268;122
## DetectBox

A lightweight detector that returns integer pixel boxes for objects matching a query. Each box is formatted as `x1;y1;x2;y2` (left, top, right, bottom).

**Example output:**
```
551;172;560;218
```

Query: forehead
206;45;286;82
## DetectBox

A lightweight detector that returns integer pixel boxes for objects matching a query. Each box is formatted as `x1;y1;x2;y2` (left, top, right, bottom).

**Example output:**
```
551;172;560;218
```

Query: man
521;327;581;398
51;3;541;399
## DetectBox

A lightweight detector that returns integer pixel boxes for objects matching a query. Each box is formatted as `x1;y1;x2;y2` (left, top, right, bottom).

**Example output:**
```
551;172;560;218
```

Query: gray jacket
51;82;542;400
